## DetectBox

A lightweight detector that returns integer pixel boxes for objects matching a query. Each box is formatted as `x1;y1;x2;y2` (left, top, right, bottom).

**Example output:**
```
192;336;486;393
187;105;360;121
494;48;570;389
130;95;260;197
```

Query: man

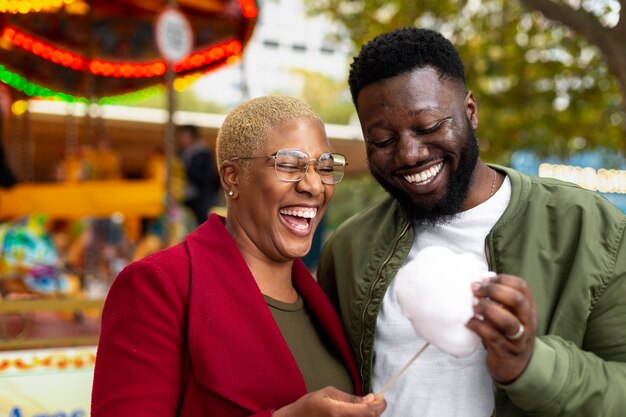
317;27;626;417
176;124;219;225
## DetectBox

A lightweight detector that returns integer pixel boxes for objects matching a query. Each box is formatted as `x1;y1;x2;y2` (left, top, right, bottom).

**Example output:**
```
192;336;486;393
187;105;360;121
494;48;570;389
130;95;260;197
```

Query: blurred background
0;0;624;412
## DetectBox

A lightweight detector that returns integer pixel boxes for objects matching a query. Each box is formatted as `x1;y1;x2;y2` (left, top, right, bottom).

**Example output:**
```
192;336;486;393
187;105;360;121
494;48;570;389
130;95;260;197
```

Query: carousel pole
156;1;193;248
163;51;175;247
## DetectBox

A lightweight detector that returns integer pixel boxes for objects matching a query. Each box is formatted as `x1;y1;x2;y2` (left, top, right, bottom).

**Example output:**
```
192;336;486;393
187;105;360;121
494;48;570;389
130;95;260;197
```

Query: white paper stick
376;342;430;397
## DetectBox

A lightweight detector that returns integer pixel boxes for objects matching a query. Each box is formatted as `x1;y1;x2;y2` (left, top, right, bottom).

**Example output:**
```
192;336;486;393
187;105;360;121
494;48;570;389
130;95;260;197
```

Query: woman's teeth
279;208;317;218
404;162;443;185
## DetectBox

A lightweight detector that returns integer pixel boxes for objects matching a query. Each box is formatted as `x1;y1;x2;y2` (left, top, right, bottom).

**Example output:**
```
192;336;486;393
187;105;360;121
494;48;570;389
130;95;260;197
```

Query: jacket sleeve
91;260;188;417
500;222;626;416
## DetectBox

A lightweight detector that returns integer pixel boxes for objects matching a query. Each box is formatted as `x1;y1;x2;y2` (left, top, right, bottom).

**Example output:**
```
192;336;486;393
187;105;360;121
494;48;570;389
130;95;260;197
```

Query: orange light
3;28;15;40
101;62;114;76
90;61;102;74
51;50;63;63
32;42;43;54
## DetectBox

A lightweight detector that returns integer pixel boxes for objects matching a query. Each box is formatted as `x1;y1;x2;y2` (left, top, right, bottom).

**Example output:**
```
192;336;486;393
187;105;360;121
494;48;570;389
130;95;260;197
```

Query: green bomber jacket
317;165;626;417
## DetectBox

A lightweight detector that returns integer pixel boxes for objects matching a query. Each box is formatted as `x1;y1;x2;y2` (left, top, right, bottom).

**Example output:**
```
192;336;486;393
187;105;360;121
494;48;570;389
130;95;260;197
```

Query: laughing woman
91;96;386;417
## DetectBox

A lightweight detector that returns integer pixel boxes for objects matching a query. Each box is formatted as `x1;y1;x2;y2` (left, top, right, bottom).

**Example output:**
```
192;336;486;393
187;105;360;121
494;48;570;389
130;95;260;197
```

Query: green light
0;67;165;105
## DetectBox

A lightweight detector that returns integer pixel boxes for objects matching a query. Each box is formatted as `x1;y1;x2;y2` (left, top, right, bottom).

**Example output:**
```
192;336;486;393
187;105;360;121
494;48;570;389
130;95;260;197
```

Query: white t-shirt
372;175;512;416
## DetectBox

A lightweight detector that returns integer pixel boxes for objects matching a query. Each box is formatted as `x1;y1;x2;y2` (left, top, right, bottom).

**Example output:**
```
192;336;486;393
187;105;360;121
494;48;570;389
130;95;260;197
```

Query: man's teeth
404;162;443;184
279;208;318;219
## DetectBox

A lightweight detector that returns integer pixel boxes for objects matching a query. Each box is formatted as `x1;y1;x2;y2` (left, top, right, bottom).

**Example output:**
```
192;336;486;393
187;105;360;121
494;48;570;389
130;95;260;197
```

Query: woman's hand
272;386;386;417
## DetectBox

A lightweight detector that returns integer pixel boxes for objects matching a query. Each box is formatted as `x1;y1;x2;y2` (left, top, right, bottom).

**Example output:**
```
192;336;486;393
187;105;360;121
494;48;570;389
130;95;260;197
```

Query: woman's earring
228;190;234;197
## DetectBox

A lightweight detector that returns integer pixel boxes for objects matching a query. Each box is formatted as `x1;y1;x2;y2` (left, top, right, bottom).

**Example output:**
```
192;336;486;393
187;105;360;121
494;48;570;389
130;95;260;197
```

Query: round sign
155;7;193;65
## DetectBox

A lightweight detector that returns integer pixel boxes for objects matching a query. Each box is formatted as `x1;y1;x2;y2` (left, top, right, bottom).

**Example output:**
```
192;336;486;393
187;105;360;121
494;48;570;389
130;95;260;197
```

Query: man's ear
465;90;479;130
220;160;239;198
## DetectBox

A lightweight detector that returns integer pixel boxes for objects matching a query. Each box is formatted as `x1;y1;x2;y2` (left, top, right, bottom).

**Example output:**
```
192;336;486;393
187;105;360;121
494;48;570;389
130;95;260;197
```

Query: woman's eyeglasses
230;148;347;184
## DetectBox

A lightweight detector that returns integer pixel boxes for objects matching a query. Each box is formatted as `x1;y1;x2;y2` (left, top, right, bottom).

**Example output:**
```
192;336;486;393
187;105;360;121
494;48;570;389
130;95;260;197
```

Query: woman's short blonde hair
216;95;324;166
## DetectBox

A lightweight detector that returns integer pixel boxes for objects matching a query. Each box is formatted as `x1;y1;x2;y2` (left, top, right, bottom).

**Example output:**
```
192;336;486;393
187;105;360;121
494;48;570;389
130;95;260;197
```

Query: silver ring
506;324;525;340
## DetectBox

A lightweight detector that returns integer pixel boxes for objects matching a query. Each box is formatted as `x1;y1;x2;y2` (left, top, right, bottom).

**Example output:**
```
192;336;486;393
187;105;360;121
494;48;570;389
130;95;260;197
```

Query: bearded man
317;27;626;417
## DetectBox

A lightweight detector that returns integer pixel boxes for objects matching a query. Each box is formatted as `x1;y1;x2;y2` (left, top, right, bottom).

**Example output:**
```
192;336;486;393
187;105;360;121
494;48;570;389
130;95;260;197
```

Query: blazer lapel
185;215;306;412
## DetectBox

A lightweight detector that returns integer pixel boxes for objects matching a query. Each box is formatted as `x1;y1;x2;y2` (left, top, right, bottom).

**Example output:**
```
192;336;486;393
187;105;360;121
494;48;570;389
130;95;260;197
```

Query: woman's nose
295;163;324;195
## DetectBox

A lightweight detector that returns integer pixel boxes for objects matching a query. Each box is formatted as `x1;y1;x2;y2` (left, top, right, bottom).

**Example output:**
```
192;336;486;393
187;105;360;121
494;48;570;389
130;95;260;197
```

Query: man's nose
395;133;430;167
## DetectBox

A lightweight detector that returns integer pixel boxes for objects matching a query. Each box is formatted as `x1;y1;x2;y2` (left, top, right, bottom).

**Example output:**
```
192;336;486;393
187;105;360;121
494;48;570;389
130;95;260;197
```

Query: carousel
0;1;258;412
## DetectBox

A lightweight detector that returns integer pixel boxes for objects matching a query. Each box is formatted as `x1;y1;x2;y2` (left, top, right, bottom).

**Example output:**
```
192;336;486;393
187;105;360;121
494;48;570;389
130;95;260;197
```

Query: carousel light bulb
11;100;28;115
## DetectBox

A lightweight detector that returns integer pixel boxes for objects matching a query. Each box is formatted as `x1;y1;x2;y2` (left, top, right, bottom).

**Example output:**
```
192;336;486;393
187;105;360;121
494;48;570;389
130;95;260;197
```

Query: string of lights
1;26;242;78
0;62;233;106
0;0;75;14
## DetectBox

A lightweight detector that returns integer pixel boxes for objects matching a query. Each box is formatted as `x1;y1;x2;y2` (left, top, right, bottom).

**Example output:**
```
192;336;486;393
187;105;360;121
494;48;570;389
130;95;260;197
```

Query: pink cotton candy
394;246;495;358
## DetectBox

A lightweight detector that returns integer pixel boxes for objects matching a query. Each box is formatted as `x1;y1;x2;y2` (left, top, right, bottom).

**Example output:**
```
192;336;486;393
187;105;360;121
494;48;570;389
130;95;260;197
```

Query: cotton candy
394;246;495;357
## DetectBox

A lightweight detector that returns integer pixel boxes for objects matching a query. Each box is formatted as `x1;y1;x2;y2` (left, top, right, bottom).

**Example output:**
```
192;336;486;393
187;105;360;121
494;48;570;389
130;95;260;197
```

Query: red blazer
91;214;361;417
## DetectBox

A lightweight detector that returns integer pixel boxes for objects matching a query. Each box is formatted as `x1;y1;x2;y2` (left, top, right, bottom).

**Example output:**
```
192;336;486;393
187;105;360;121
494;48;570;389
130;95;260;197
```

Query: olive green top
263;294;354;394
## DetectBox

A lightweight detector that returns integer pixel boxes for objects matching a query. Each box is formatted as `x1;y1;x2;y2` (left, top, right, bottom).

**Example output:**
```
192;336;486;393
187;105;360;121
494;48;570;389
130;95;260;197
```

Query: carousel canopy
0;0;258;102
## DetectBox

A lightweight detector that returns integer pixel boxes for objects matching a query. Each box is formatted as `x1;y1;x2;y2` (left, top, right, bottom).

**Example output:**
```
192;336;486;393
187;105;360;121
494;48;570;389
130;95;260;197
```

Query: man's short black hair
348;27;466;105
177;124;200;139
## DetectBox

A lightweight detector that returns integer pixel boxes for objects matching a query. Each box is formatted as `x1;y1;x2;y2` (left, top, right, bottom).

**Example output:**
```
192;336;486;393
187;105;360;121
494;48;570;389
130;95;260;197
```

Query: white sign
155;7;193;64
0;347;96;417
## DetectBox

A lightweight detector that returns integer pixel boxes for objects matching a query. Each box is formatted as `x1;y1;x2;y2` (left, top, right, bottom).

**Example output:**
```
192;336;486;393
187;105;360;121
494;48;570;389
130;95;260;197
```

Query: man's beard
371;121;480;229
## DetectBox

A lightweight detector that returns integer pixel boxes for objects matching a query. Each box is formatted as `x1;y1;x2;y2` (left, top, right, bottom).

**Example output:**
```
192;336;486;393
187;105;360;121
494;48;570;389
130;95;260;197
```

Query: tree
304;0;625;161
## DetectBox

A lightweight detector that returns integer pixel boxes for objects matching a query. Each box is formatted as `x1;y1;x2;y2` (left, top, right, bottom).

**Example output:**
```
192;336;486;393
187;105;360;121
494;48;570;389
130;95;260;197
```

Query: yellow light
0;0;76;14
173;78;186;92
539;163;626;194
226;56;240;65
11;99;28;115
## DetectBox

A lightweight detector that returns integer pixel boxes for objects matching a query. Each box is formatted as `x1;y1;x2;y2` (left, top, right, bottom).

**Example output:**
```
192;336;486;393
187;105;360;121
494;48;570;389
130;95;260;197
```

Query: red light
191;54;204;67
4;28;15;40
22;38;33;51
102;63;114;76
121;64;133;77
32;42;43;55
90;61;102;74
153;63;166;75
71;58;83;70
61;53;73;66
51;51;62;63
41;46;52;59
14;34;24;46
133;67;144;77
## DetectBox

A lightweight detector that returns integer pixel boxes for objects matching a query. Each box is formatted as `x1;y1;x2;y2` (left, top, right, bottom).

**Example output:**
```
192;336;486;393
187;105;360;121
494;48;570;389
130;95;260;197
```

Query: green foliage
290;69;355;124
304;0;626;162
325;173;388;232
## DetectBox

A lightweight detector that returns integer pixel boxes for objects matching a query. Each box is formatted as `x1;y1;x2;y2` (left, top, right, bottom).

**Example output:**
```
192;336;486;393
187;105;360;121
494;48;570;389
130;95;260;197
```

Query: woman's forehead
262;118;329;154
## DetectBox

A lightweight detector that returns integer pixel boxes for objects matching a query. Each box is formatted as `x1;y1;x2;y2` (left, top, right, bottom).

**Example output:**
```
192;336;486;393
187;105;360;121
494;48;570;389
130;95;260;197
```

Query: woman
91;96;386;417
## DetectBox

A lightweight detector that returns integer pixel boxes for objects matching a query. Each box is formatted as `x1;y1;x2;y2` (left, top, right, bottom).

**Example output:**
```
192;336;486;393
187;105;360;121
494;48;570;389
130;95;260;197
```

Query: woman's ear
220;160;239;199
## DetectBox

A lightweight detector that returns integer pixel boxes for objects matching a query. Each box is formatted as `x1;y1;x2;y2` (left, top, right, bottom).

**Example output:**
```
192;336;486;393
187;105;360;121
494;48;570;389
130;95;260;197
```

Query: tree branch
615;0;626;37
518;0;609;48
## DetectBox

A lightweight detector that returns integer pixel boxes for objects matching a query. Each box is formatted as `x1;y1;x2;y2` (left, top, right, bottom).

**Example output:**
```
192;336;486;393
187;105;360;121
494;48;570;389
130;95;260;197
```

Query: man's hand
467;274;537;383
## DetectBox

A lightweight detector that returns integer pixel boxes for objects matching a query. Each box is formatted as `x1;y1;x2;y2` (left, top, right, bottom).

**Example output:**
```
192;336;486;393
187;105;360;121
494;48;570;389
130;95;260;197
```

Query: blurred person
0;139;16;187
317;27;626;417
84;135;122;180
176;124;219;225
91;95;386;417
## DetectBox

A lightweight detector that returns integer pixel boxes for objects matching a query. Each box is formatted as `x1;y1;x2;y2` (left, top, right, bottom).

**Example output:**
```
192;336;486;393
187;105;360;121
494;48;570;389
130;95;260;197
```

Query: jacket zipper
358;221;411;389
485;236;497;417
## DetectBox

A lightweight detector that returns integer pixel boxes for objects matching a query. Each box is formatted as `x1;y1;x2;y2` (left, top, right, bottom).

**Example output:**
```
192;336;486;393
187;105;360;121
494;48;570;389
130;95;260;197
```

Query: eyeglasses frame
229;148;347;184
